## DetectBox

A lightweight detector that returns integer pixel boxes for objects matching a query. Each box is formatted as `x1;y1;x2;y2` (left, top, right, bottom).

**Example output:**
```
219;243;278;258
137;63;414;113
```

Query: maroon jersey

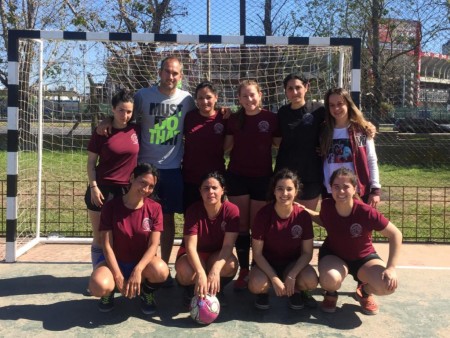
252;203;314;266
227;109;279;177
319;198;389;261
183;109;227;184
87;124;139;186
182;200;240;252
99;196;163;263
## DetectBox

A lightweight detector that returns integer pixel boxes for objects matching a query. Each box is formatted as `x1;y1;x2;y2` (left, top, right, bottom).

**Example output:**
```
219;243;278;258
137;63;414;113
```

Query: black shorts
84;184;127;211
225;171;271;201
252;261;292;279
318;245;382;282
298;182;323;200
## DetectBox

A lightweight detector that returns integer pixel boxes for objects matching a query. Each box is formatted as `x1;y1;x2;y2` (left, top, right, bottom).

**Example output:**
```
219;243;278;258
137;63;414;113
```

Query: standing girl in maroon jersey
182;82;227;211
89;163;169;315
85;89;139;268
307;167;402;315
249;169;318;310
224;79;281;290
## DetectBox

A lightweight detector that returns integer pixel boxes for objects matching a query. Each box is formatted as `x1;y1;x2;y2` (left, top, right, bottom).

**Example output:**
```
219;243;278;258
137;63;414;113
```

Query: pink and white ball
190;294;220;325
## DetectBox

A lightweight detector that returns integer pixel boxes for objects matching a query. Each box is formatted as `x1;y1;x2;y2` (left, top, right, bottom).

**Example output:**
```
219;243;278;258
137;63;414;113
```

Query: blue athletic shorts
96;254;137;279
155;168;184;214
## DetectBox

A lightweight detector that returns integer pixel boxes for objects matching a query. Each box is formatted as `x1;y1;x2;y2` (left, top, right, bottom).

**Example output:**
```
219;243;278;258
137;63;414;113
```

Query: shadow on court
0;270;364;333
1;244;450;337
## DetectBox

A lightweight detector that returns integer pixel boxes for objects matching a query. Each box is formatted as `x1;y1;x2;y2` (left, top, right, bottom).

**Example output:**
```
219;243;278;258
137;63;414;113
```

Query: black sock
143;281;163;293
185;285;195;297
235;233;250;270
361;285;370;297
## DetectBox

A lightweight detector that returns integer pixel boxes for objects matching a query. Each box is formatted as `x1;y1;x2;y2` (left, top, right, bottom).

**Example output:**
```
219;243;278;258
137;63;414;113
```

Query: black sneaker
301;290;318;308
140;290;156;315
98;293;114;312
255;293;270;310
288;292;304;310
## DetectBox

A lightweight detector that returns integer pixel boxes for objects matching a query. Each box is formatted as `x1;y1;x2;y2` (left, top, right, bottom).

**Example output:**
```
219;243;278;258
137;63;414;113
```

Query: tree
0;0;74;139
277;0;449;120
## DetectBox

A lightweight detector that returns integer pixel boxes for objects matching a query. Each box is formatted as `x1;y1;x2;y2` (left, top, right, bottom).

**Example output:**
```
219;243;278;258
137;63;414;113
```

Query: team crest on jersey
131;133;139;144
142;218;152;232
214;123;224;134
291;224;303;239
258;120;270;133
302;113;314;125
220;221;227;232
350;223;363;238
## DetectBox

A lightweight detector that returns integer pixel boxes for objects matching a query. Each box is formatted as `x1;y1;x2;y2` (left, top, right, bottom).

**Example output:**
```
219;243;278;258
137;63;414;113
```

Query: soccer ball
189;294;220;325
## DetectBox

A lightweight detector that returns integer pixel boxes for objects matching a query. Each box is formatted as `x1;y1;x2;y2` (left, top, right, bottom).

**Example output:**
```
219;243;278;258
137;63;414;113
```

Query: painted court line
397;265;450;270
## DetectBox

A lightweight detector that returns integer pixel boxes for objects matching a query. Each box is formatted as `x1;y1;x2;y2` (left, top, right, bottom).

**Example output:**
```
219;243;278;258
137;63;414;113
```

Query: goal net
5;31;360;261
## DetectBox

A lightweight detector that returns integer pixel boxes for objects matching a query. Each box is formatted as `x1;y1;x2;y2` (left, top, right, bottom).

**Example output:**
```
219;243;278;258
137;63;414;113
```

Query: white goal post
5;30;361;262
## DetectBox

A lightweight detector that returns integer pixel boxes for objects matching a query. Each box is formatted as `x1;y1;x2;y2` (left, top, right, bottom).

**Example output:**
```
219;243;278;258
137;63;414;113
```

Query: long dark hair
199;171;227;203
131;163;159;199
329;167;361;201
111;88;134;108
267;168;303;203
282;73;309;89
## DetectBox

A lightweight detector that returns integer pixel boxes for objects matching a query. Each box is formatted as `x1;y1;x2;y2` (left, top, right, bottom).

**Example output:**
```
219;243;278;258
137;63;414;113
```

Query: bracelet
287;275;295;280
90;185;97;189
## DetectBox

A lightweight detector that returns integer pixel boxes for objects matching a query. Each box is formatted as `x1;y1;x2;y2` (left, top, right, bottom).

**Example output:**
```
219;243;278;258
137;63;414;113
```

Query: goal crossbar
6;29;361;262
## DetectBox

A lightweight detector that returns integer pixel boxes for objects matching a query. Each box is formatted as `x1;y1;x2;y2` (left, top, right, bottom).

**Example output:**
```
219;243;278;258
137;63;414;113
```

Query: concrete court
0;243;449;337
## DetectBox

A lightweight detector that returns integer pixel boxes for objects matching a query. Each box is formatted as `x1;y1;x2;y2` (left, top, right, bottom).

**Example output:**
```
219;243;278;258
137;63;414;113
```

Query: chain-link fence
0;0;449;246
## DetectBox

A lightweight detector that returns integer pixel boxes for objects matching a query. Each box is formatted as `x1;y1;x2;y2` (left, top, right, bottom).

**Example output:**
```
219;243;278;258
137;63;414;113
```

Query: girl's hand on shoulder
381;267;398;291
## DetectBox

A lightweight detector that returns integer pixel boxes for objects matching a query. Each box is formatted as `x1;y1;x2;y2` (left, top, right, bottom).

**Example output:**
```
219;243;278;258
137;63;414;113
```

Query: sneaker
162;272;175;288
98;293;114;312
233;268;249;291
355;284;379;315
140;290;157;315
301;290;318;308
217;291;227;307
320;291;338;313
254;293;270;310
288;292;304;310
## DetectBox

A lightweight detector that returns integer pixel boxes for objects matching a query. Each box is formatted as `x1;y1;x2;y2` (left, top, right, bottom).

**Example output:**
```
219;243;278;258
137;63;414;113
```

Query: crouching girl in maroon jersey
307;167;402;315
249;169;318;310
175;172;239;308
89;163;169;315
